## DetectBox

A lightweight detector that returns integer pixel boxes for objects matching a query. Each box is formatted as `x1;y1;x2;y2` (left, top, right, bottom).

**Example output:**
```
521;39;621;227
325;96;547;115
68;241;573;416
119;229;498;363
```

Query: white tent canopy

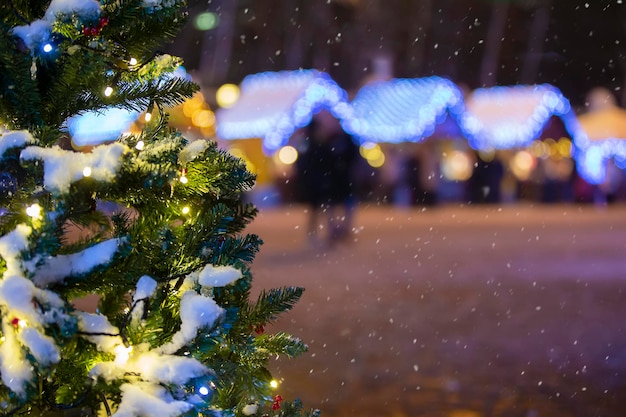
460;84;582;151
215;69;350;153
342;76;465;144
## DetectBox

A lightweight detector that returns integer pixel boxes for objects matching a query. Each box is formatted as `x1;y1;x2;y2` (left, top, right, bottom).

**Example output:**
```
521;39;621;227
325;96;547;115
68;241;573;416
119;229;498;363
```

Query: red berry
11;317;19;327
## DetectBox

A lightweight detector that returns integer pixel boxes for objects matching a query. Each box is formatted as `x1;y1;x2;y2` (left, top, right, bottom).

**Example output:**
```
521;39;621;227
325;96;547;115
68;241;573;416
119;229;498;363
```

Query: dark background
167;0;626;109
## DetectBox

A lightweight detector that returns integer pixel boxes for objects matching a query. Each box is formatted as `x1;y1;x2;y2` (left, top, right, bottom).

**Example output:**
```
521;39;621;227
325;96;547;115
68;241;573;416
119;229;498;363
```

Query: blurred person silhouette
296;110;359;245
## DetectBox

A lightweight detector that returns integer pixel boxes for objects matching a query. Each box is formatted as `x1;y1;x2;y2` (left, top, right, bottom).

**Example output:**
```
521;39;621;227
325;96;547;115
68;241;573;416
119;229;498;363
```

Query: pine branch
246;287;305;327
254;332;308;358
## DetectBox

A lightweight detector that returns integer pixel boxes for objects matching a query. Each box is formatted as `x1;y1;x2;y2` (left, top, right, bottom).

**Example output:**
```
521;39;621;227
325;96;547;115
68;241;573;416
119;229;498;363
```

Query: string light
114;344;133;366
26;203;42;219
144;112;152;122
181;206;190;215
344;76;465;144
198;386;210;396
216;70;350;153
270;380;279;389
179;175;188;184
129;57;138;66
104;86;114;97
135;140;145;150
42;43;53;53
83;166;92;177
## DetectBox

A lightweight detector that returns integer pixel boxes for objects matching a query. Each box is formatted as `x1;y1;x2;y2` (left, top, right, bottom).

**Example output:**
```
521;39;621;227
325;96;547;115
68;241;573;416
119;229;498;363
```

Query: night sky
170;0;625;109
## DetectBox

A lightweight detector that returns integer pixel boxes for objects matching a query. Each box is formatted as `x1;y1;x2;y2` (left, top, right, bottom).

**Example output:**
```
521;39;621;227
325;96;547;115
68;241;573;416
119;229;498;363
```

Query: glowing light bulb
104;86;114;97
270;380;279;389
114;344;133;365
26;203;42;219
42;43;53;53
83;166;92;177
198;386;210;396
144;112;152;122
129;57;138;66
179;175;188;184
182;206;190;215
135;140;145;150
18;319;27;328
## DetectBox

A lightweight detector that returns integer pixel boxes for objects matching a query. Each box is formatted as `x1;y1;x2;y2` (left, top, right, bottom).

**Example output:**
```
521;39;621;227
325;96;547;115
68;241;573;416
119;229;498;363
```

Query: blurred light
42;43;53;53
530;140;548;158
104;86;114;97
26;203;42;219
179;175;188;184
216;70;350;153
129;57;138;66
441;150;473;181
82;166;92;177
343;76;464;144
359;142;383;162
462;84;583;152
270;380;279;389
144;112;152;122
198;386;210;396
135;140;145;150
277;146;298;165
510;150;536;181
216;84;240;109
477;148;495;162
194;12;219;31
557;137;572;157
67;107;139;146
192;109;215;128
182;206;190;215
183;93;206;117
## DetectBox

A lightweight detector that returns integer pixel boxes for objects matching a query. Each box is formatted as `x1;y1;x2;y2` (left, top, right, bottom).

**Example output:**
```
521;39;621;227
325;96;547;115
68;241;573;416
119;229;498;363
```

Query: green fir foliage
0;0;312;416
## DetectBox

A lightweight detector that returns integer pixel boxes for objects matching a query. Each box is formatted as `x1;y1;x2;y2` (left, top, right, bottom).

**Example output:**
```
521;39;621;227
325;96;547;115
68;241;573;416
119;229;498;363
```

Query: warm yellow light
183;93;206;117
182;206;190;215
277;146;298;165
135;140;145;150
17;319;27;328
129;57;138;66
104;86;114;97
270;380;279;389
360;143;384;163
216;84;240;108
367;152;385;168
114;345;133;365
83;166;92;177
144;112;152;122
26;204;42;219
478;148;495;162
441;150;473;181
359;142;377;159
192;109;215;128
557;137;572;158
510;150;536;181
180;175;188;184
530;140;548;158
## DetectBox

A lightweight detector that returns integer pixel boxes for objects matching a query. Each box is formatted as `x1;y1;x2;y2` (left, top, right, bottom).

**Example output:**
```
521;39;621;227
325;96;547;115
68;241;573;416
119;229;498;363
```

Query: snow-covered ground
248;203;626;417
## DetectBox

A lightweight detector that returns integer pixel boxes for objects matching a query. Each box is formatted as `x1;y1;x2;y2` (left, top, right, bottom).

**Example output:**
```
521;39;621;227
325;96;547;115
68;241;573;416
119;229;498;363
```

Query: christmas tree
0;1;312;416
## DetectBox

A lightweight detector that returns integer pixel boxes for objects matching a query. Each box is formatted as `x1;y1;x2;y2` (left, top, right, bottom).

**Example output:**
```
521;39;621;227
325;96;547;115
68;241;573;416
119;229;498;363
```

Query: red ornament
254;324;265;334
11;317;20;328
272;395;283;410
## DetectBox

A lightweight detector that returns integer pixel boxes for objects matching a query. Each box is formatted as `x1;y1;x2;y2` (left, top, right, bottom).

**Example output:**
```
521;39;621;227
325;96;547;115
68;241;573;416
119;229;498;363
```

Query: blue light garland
216;70;350;153
341;76;465;144
460;84;582;151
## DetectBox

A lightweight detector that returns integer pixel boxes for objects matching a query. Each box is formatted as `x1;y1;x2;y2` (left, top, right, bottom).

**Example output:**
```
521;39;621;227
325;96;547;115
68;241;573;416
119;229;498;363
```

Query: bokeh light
277;146;298;165
194;12;219;31
216;84;240;109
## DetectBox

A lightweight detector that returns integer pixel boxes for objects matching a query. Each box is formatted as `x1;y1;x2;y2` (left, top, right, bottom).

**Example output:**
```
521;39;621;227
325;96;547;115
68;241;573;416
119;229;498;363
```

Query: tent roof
461;84;580;150
215;69;349;152
342;76;465;144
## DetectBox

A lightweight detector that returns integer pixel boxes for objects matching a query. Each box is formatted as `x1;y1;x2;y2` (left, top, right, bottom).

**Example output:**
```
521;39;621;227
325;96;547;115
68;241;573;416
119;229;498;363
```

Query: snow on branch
0;130;36;159
30;238;125;286
21;142;128;195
